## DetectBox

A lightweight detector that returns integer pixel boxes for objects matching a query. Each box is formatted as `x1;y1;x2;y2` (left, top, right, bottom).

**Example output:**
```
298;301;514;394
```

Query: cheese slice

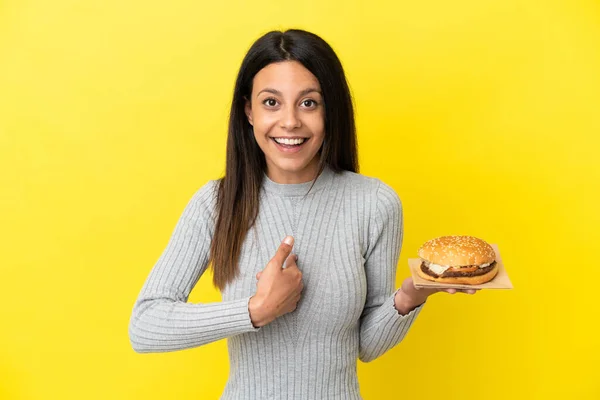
427;262;491;275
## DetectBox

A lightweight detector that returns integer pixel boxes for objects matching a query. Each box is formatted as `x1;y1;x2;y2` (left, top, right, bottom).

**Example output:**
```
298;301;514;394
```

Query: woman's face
245;61;325;184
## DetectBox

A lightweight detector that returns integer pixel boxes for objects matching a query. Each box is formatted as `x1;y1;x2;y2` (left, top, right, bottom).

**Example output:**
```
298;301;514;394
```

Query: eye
263;98;278;107
301;99;318;108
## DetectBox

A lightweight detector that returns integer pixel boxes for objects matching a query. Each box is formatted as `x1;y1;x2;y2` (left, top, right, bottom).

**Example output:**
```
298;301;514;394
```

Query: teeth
274;137;306;145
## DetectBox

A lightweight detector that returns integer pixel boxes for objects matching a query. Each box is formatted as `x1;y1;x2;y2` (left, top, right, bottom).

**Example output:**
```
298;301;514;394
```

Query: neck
261;163;335;197
265;158;320;184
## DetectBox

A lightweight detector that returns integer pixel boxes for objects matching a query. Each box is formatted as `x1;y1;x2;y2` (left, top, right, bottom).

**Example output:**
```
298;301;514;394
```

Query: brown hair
210;29;358;290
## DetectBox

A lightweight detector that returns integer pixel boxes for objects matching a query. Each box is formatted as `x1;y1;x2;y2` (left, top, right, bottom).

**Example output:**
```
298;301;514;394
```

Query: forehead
252;61;321;94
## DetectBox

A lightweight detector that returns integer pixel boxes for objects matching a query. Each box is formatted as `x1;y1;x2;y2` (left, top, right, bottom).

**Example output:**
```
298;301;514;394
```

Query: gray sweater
128;165;423;399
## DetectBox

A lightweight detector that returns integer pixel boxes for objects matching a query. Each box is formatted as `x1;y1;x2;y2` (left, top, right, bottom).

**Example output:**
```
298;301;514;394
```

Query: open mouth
270;137;309;152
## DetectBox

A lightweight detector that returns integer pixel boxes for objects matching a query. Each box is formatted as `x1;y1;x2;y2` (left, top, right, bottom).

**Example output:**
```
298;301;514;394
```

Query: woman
128;29;475;399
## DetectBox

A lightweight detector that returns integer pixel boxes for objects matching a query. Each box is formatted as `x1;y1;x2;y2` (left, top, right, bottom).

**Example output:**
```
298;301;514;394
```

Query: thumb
269;236;294;270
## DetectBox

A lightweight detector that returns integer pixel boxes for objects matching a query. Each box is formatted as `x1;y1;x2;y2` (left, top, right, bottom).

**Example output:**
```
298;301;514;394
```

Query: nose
280;105;301;130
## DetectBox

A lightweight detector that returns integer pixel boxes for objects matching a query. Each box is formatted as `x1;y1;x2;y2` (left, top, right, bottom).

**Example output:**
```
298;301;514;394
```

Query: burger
417;235;498;285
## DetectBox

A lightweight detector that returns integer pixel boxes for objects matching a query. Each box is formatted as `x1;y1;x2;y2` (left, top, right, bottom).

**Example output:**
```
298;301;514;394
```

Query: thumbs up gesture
248;236;304;328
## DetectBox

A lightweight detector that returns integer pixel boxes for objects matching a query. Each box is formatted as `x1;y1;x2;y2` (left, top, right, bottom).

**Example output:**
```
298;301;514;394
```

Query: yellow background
1;0;599;399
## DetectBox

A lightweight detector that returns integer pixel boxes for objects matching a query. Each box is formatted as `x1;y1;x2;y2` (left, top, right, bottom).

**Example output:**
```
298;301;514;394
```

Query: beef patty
420;261;497;278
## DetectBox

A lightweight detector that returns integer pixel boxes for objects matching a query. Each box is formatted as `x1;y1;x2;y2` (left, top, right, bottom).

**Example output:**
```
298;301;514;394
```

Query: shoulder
192;179;219;201
335;169;378;193
335;170;401;210
187;179;220;218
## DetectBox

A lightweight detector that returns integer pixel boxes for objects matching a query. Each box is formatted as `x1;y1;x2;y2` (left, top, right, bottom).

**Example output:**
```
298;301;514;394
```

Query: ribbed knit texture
128;165;423;399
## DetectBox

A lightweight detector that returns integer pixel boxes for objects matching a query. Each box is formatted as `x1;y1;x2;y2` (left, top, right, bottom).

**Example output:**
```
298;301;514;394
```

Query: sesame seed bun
418;235;496;266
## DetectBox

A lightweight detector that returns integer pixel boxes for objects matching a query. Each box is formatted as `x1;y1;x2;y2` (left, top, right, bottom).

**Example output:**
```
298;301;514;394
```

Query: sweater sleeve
358;180;423;362
128;180;259;354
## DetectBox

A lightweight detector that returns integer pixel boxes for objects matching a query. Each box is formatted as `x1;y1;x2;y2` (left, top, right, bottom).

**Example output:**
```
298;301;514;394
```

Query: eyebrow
256;87;322;97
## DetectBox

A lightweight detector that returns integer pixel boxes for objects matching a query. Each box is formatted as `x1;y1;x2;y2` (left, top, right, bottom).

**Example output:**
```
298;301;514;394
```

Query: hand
248;236;304;327
393;277;478;315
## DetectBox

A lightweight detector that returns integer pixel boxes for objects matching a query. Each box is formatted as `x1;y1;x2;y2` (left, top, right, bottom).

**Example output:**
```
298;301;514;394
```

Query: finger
445;288;457;294
284;253;298;270
295;281;304;295
269;236;294;270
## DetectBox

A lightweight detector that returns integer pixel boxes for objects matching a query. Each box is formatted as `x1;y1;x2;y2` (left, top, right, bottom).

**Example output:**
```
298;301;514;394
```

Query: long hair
210;29;358;290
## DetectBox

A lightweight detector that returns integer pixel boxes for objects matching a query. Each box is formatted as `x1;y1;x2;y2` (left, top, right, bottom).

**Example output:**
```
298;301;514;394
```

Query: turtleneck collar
261;164;336;197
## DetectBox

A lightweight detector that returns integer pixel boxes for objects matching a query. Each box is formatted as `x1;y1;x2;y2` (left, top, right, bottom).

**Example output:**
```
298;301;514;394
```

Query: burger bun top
418;235;495;266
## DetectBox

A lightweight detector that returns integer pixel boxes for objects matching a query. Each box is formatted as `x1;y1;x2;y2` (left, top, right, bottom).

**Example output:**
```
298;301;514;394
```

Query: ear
244;97;253;126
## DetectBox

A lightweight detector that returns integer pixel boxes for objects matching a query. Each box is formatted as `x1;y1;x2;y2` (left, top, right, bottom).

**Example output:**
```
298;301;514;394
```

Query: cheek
308;113;326;142
252;110;277;135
